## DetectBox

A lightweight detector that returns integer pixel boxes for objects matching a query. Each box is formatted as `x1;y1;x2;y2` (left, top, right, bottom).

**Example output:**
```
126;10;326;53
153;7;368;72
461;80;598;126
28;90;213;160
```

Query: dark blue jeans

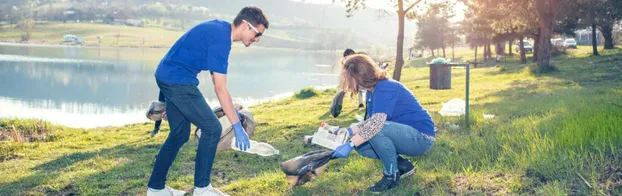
148;80;222;189
355;122;434;175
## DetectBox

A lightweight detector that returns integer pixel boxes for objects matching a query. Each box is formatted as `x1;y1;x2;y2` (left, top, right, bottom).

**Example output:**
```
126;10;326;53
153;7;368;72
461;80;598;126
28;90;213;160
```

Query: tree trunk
592;22;600;55
431;48;435;56
600;23;615;49
452;41;455;60
534;0;559;71
488;44;492;60
442;47;446;58
519;37;527;64
496;42;503;62
508;39;513;55
533;30;540;62
474;46;478;68
393;4;406;81
482;44;488;62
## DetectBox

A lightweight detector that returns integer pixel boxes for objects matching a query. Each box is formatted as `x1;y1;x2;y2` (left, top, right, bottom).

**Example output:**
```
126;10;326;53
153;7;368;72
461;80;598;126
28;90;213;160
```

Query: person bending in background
343;48;365;108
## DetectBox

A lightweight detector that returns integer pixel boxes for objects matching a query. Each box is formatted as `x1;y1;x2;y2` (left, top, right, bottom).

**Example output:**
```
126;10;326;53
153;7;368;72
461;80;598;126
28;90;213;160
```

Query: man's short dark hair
233;6;269;29
343;48;356;57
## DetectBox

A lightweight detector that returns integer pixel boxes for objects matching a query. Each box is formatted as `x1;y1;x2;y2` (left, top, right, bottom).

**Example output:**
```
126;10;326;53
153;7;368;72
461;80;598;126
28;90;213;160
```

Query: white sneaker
147;186;187;196
193;184;229;196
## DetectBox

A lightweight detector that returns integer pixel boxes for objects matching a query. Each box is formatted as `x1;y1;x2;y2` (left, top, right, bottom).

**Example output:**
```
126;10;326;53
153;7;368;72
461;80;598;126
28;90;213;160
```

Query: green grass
1;46;621;195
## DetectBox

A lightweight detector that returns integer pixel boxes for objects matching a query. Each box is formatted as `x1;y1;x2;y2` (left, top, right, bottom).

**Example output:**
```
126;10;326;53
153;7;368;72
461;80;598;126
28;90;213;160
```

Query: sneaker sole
400;167;416;179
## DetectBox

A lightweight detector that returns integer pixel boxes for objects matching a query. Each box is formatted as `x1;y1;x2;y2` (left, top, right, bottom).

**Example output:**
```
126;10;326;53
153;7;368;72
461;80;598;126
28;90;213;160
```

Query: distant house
105;12;144;27
126;19;144;27
61;7;96;22
62;7;81;22
62;8;76;16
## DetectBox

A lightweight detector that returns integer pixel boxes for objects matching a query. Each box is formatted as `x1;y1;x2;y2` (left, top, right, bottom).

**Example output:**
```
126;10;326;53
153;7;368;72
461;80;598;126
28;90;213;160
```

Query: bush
20;32;30;41
295;88;319;99
0;119;55;142
551;45;567;57
0;143;20;162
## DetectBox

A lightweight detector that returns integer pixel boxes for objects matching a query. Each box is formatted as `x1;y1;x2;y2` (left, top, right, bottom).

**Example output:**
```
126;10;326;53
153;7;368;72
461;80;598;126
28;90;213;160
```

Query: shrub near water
295;88;320;99
0;119;56;142
0;119;57;162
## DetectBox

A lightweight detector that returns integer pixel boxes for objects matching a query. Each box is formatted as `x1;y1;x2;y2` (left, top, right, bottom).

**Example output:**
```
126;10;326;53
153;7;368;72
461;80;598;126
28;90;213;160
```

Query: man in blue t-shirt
147;7;269;196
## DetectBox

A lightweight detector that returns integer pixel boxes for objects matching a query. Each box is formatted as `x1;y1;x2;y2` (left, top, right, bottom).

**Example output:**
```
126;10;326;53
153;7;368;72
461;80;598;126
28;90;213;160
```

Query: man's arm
211;72;240;125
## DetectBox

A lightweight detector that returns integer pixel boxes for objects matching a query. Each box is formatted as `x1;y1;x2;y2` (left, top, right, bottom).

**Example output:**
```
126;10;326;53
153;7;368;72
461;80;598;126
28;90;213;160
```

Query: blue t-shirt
155;19;232;84
365;79;435;136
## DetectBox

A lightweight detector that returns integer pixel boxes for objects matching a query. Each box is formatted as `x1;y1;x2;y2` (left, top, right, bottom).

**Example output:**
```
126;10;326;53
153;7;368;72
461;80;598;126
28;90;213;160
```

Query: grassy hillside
0;17;375;51
0;22;327;49
1;46;621;195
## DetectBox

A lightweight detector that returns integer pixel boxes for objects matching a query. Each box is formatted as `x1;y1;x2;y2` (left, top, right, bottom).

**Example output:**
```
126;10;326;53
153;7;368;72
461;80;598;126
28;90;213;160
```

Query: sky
291;0;466;22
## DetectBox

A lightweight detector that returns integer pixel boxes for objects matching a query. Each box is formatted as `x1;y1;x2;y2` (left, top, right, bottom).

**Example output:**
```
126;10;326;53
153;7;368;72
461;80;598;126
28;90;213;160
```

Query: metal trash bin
429;63;451;89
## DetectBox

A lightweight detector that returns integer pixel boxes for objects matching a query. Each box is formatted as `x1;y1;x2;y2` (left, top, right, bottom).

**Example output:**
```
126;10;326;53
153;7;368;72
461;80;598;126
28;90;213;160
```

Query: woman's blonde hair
339;54;387;97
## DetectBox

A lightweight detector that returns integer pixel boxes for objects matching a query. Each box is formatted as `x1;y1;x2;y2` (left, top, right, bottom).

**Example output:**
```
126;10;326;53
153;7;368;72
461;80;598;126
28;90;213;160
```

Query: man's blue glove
332;127;353;136
232;122;250;151
331;142;354;158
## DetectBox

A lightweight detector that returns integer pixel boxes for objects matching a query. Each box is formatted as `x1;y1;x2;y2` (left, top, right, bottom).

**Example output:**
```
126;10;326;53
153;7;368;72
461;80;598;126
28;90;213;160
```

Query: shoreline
0;85;337;129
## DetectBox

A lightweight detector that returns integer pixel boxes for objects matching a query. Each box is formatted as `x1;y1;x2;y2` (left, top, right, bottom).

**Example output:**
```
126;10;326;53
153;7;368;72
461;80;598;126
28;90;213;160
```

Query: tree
461;3;494;64
334;0;424;81
578;0;622;50
534;0;560;72
447;24;461;60
414;3;451;58
465;0;538;64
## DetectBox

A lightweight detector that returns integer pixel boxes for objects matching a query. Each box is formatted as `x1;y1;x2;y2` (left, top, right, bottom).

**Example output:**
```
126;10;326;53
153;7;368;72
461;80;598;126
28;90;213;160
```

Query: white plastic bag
303;122;350;150
230;138;279;156
439;98;466;117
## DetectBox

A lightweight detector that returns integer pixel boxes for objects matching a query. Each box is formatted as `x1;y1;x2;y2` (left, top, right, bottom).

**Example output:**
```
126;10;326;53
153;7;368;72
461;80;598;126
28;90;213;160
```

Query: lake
0;43;340;128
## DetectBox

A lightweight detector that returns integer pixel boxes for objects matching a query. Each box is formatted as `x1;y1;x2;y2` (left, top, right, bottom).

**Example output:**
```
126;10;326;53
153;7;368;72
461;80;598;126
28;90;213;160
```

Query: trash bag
280;150;335;185
196;104;257;151
430;58;451;64
146;101;167;121
145;102;257;151
439;98;466;116
329;91;345;118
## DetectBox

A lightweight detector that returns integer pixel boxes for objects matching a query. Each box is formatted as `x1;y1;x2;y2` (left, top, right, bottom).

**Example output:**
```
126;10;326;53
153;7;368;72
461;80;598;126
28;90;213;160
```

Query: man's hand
232;122;250;151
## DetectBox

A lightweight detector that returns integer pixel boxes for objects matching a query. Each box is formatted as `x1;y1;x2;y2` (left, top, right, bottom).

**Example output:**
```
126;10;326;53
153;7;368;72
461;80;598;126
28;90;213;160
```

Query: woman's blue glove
331;142;354;158
232;122;250;151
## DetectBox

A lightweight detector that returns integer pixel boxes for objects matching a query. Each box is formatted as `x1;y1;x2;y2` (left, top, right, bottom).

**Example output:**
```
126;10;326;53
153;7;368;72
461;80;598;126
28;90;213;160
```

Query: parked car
564;38;577;48
63;34;77;42
551;38;564;47
74;37;85;45
62;34;85;45
515;40;533;53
